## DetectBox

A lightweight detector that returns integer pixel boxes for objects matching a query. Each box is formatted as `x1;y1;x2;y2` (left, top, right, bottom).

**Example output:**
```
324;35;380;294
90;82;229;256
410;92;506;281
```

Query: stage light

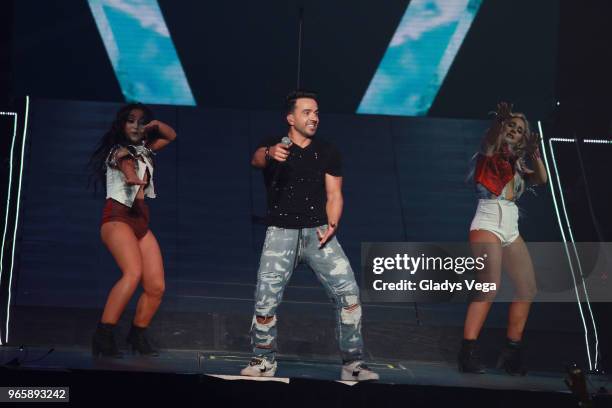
4;97;30;344
540;124;601;371
549;137;575;143
549;137;600;370
0;111;18;346
584;139;612;144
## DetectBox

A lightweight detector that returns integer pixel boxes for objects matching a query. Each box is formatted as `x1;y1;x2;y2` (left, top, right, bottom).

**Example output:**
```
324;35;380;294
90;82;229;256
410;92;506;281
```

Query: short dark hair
285;90;318;114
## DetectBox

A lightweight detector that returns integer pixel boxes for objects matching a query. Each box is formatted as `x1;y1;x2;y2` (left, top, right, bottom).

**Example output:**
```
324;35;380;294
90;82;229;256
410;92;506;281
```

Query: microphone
271;136;292;188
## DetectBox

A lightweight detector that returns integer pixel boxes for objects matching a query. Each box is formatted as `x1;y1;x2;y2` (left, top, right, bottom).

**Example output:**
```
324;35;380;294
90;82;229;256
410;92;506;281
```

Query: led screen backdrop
11;0;559;118
358;0;482;116
88;0;195;105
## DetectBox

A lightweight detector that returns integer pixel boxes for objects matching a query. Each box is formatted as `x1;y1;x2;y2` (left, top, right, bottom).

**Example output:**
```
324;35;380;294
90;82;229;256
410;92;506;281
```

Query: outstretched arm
251;143;291;168
483;102;512;155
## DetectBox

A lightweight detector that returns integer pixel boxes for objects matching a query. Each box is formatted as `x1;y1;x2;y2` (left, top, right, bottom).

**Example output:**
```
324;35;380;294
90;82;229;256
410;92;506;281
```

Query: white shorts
470;199;519;247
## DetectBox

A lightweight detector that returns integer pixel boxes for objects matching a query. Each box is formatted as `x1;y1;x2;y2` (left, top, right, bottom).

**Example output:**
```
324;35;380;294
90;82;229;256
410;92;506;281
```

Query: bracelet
264;146;270;161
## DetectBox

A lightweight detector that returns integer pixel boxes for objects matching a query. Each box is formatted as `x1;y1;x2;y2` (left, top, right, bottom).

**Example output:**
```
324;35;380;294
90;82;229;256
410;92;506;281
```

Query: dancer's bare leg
133;230;165;327
502;236;537;341
463;230;503;340
100;222;143;324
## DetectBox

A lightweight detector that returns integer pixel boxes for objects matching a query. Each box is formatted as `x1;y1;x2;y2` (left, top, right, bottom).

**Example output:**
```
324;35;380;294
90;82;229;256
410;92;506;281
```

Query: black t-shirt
258;136;342;228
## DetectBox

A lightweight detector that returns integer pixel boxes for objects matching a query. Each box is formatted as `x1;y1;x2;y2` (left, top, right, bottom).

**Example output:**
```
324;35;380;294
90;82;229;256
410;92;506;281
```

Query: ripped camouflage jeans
250;225;364;363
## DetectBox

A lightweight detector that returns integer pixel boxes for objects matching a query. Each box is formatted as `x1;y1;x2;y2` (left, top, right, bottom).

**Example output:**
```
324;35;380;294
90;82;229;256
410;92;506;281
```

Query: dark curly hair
87;103;154;193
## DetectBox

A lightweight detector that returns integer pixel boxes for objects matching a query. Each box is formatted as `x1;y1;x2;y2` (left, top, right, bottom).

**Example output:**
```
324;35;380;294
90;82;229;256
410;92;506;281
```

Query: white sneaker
341;361;379;381
240;356;277;377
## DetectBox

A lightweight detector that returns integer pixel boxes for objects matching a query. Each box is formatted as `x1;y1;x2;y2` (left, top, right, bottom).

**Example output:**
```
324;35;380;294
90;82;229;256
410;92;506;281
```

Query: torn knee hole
344;304;360;312
340;304;362;325
256;315;275;324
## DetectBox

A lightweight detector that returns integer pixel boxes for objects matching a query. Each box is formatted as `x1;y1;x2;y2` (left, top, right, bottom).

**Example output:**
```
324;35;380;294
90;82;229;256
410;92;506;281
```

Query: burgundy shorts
101;198;150;239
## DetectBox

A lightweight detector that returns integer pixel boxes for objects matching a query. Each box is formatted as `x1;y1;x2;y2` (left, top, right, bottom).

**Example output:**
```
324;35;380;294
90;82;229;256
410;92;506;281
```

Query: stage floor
1;346;608;394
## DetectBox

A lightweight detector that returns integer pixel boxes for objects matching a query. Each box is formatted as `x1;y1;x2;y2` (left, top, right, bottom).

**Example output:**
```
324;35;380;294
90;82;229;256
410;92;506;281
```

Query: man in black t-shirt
240;91;378;381
257;130;341;228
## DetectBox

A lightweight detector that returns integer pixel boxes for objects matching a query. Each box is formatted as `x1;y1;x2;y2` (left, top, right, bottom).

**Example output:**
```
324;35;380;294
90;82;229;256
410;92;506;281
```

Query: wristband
264;146;271;161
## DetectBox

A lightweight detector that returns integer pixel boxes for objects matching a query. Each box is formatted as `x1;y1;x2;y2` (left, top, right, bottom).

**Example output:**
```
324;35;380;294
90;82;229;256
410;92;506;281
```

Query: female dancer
88;103;176;357
458;102;547;375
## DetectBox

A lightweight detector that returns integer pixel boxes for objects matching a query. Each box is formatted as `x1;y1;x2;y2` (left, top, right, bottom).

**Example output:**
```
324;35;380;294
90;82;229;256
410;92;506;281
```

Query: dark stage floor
1;346;609;392
11;300;592;374
1;346;611;407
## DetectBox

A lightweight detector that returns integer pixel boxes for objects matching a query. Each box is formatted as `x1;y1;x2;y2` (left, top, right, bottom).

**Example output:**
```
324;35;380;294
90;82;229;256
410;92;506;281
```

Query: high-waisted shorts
470;199;519;247
101;198;150;239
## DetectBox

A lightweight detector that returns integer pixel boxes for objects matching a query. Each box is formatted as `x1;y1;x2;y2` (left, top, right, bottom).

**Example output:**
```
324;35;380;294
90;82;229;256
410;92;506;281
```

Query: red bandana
474;149;516;196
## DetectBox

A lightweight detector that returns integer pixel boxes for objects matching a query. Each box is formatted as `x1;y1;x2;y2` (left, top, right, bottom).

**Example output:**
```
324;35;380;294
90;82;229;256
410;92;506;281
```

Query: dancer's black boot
92;322;123;358
496;338;526;375
458;339;485;373
126;324;159;356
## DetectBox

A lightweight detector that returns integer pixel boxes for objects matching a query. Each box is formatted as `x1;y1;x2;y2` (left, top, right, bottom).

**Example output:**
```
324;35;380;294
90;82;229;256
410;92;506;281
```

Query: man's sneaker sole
240;363;277;377
341;370;380;381
240;368;277;377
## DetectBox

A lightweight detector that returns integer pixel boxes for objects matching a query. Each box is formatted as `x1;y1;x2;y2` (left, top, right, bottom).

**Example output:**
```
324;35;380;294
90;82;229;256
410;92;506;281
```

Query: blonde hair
479;111;539;199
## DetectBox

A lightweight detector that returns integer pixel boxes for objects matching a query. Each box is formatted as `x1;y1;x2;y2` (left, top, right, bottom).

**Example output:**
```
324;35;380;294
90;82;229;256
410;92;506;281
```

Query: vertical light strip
538;123;593;370
358;0;482;116
548;136;600;370
0;112;18;346
88;0;196;106
4;96;30;344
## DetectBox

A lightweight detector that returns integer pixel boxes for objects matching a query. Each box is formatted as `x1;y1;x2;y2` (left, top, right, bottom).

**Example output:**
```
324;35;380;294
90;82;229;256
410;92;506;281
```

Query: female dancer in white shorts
458;102;547;375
